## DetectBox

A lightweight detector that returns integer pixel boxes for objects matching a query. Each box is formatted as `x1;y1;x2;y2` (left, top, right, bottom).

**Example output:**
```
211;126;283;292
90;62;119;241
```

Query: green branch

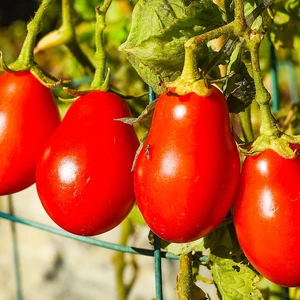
62;0;95;76
247;35;278;137
4;0;66;87
34;0;95;76
11;0;54;69
234;0;247;32
91;0;112;90
176;253;207;300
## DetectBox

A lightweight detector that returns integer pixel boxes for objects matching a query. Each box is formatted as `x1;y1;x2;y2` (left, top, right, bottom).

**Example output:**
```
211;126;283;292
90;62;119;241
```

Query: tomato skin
36;91;139;236
234;149;300;287
134;87;240;243
0;71;61;195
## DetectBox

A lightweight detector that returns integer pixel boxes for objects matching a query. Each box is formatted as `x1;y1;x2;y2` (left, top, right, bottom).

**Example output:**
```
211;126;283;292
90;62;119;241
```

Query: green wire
8;198;24;300
148;86;164;300
154;235;164;300
0;212;179;260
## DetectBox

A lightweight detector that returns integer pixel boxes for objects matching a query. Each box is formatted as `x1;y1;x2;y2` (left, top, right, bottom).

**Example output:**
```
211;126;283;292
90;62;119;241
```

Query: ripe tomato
234;149;300;287
134;86;240;243
36;91;139;236
0;71;60;195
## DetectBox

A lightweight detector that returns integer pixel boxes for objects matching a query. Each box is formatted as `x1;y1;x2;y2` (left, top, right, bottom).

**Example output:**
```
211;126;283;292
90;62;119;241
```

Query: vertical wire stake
154;234;163;300
8;195;24;300
148;86;163;300
148;86;156;104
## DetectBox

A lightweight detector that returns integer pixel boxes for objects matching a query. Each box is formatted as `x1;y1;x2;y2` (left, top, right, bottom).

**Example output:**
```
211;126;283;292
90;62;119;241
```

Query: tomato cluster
1;71;241;241
2;68;300;288
0;71;139;236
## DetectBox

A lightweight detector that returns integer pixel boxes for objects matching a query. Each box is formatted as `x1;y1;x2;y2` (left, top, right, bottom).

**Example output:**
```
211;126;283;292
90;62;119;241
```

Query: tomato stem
232;0;300;158
90;0;112;90
181;43;201;83
186;23;235;50
247;35;278;136
166;22;235;96
11;0;54;69
34;0;95;76
62;0;95;76
176;253;207;300
234;2;276;136
233;0;247;34
4;0;66;87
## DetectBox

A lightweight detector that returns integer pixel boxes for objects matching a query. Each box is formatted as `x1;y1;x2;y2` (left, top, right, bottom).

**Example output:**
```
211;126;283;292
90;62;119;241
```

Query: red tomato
0;71;60;195
134;87;240;243
234;149;300;287
36;91;139;236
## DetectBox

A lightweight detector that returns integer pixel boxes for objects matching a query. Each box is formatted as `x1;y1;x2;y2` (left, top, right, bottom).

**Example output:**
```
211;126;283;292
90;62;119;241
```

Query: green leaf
209;246;263;300
268;0;300;49
204;224;233;250
165;220;233;256
120;0;224;93
244;0;262;31
118;99;157;129
165;239;206;256
284;0;300;15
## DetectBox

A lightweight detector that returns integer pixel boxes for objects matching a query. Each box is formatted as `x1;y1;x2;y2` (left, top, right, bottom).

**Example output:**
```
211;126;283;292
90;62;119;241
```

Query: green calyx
165;77;212;97
164;34;212;97
240;132;298;159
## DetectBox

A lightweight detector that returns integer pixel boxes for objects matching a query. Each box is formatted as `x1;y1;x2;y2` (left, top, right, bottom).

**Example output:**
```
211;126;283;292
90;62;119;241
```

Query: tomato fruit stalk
234;149;300;287
0;71;61;195
134;86;240;243
36;91;139;236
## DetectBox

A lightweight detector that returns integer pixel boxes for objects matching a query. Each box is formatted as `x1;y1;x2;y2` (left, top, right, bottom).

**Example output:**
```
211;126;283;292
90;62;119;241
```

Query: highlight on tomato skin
0;71;61;195
35;90;139;236
234;149;300;287
134;86;240;243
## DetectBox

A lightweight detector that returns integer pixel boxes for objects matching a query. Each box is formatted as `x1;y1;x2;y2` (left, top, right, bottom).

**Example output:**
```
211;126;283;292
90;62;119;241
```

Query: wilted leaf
223;42;255;113
226;65;255;113
117;99;157;129
135;99;157;129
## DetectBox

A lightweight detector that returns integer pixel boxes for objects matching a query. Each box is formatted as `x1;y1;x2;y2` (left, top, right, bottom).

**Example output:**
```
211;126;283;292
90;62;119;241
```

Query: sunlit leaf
120;0;224;93
210;246;263;300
